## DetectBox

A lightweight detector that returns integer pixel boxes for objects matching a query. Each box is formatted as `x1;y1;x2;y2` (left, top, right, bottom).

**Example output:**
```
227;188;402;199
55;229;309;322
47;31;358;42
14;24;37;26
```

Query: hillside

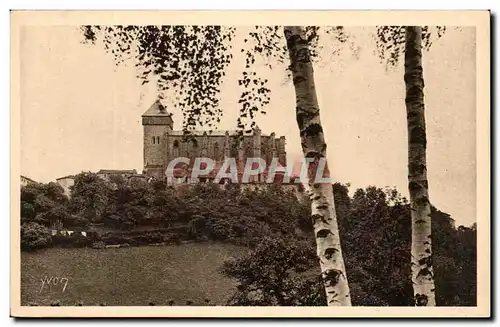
20;177;477;306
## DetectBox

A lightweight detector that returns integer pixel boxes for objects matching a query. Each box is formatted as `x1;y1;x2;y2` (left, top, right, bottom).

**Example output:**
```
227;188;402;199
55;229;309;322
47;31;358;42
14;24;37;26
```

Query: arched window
152;136;155;144
156;136;161;144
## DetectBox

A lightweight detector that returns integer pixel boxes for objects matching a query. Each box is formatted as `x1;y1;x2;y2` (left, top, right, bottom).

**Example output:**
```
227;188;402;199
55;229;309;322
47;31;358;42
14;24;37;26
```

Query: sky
19;26;476;226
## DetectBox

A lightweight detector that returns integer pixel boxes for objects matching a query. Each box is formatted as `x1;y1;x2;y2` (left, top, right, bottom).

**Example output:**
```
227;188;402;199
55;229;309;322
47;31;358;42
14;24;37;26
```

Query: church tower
142;99;173;179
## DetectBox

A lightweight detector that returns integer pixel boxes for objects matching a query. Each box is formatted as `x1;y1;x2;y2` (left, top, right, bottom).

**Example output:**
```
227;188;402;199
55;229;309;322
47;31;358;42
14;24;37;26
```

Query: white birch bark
284;26;351;306
405;26;436;306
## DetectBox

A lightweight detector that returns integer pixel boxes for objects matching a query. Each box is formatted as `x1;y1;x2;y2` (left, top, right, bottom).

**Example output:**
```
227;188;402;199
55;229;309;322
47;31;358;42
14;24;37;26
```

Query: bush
100;233;135;246
97;229;188;246
132;231;163;245
21;222;52;252
222;237;321;306
205;218;232;241
52;232;92;248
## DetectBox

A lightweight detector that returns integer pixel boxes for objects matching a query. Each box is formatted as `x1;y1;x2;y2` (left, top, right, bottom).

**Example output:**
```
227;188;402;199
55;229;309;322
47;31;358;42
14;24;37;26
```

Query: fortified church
142;99;288;184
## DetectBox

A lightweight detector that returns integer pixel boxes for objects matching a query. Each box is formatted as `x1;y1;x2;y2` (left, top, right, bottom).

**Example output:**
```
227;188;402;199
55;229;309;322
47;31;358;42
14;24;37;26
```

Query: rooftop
20;175;37;183
97;169;138;175
142;99;172;117
56;175;76;181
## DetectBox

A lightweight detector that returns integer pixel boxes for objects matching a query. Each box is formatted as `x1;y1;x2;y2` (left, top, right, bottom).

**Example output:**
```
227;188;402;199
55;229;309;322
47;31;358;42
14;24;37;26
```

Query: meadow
21;243;246;306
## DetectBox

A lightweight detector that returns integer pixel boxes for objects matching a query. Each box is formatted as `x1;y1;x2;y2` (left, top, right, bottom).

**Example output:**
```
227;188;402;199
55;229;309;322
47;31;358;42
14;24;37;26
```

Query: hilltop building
142;99;287;183
20;175;37;187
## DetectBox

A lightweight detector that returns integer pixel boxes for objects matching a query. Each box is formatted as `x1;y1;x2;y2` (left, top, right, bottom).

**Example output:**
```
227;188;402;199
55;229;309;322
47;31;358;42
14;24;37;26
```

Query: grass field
21;243;247;306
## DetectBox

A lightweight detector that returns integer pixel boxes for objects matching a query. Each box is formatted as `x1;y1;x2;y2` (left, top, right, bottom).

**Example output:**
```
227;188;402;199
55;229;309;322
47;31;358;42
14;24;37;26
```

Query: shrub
52;232;91;248
132;231;163;245
100;233;132;246
21;222;52;252
222;237;322;306
205;218;232;241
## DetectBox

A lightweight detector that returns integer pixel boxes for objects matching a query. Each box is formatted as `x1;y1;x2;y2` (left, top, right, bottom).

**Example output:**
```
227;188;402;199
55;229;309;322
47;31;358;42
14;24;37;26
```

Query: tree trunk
283;26;351;306
404;26;436;306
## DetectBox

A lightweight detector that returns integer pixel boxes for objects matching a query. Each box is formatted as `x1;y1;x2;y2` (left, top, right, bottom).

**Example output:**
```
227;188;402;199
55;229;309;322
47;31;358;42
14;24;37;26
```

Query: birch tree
375;25;446;306
283;26;351;306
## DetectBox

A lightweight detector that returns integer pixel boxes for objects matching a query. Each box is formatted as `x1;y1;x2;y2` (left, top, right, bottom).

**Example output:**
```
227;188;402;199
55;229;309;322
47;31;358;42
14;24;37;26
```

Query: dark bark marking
409;162;426;176
415;294;428;306
405;85;424;104
316;203;328;210
296;48;311;63
418;256;432;267
409;126;427;148
311;214;328;225
323;269;342;288
415;196;430;206
407;110;419;121
409;181;421;192
409;180;428;193
302;123;323;138
311;214;323;222
316;229;332;238
324;247;338;260
293;75;306;85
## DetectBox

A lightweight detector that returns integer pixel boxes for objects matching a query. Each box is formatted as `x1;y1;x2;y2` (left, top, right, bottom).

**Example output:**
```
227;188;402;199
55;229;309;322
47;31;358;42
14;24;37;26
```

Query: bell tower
142;99;173;179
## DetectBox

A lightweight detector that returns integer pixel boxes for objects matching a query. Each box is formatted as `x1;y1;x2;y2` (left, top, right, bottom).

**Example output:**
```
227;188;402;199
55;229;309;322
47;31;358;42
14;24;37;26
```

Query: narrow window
152;136;155;144
157;136;160;144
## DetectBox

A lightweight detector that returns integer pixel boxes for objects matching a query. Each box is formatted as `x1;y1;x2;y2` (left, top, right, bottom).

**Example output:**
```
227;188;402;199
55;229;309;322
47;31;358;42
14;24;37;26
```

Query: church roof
142;99;172;117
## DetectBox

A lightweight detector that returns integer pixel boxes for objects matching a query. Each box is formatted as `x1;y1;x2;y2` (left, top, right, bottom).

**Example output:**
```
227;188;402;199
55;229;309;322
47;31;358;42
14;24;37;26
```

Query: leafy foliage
21;222;52;252
374;26;447;68
223;184;477;306
69;172;114;223
21;182;69;227
222;237;325;306
82;25;234;132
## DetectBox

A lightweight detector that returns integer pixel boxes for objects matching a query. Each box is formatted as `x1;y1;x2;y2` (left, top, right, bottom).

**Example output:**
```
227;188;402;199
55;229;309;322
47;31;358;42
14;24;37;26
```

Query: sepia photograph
10;10;490;318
